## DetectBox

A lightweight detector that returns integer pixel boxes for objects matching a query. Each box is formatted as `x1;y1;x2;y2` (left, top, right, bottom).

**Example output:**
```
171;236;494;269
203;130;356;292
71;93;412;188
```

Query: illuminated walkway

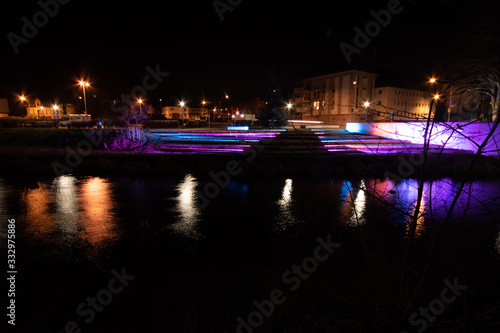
146;128;466;155
146;129;284;154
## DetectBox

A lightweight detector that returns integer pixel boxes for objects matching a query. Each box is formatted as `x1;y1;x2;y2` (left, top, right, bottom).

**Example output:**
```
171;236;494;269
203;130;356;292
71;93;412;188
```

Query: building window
379;89;382;94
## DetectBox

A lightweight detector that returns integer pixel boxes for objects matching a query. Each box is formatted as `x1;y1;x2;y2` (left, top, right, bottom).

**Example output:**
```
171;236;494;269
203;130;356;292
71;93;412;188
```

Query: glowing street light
286;103;293;120
53;104;59;122
138;99;143;114
180;101;185;125
202;100;210;128
79;80;90;115
429;77;453;122
19;95;31;110
364;101;370;122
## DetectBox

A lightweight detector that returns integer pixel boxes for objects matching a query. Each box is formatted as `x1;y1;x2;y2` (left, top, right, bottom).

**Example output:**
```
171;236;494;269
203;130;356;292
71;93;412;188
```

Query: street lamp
20;95;30;116
430;78;453;122
53;104;59;123
364;101;370;122
287;103;293;120
138;99;143;114
79;80;90;115
202;100;209;128
180;101;185;125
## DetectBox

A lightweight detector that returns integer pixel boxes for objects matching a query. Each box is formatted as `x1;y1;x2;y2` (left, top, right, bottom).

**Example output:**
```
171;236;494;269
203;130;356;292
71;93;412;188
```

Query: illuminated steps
146;130;282;154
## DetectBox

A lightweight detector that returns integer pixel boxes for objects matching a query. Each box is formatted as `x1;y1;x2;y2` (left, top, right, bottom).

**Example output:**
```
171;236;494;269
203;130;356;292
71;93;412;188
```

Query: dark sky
0;0;496;111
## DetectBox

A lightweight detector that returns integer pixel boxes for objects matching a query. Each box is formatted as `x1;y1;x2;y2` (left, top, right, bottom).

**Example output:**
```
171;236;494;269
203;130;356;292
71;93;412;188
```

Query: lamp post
180;101;185;125
20;96;31;117
430;78;453;122
53;104;59;124
202;100;209;128
138;99;143;114
364;101;370;123
79;80;90;115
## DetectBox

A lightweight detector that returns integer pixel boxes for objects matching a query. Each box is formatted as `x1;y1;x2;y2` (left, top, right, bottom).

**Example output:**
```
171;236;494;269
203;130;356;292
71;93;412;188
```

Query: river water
1;174;499;332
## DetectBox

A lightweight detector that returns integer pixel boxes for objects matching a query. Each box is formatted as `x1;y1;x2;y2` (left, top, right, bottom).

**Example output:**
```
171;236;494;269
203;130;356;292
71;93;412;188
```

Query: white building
371;86;432;121
294;69;432;126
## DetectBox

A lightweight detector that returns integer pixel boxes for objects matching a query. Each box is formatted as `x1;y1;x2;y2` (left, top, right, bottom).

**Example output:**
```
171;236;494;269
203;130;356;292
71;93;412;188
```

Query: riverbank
1;144;499;179
1;128;499;179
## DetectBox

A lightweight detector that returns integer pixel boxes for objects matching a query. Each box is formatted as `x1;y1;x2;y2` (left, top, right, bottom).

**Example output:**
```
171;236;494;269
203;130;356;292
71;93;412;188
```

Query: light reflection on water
338;178;500;242
54;175;79;239
274;178;300;231
24;182;54;239
168;174;202;239
1;175;499;258
79;177;117;246
18;176;119;256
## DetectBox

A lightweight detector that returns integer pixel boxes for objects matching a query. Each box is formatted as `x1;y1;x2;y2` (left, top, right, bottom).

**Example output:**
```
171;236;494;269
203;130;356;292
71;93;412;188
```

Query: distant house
24;98;61;120
161;106;208;120
0;98;9;118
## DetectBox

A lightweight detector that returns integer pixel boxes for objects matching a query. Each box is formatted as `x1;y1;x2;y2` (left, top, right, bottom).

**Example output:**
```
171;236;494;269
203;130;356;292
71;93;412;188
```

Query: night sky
1;0;497;113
